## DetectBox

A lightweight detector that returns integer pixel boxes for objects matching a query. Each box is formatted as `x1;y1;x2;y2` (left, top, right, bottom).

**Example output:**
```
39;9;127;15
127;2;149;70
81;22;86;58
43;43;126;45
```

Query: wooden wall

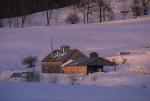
41;62;63;73
63;66;87;74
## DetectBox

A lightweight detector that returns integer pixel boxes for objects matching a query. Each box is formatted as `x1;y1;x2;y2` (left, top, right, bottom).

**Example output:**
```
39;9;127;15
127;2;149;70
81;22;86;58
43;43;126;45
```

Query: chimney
60;45;70;54
56;50;59;56
89;52;99;57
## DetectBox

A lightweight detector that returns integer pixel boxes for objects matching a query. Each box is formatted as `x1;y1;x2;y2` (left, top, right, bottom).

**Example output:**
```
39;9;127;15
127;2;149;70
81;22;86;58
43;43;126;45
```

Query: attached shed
63;57;116;75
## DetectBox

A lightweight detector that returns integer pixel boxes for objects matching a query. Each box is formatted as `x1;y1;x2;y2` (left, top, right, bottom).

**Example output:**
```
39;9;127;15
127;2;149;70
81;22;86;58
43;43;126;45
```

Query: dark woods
0;0;76;19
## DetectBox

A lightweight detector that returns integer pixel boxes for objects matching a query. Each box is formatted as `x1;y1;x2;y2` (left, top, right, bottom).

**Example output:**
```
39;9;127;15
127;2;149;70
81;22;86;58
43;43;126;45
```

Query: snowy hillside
0;1;150;101
0;16;150;70
0;16;150;88
0;11;150;101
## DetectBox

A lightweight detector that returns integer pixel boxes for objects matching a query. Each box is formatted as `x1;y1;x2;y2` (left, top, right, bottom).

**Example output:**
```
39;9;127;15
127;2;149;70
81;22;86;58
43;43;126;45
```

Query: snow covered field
0;16;150;71
0;16;150;85
0;81;150;101
0;15;150;101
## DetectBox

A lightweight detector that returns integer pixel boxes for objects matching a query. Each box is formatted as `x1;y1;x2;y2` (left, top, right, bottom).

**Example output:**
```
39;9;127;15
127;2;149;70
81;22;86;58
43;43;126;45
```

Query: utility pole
50;39;54;54
82;47;85;53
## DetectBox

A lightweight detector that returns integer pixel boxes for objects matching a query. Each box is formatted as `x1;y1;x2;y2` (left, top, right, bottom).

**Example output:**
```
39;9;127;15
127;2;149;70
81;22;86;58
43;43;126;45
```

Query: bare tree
120;0;129;19
131;0;142;17
141;0;149;15
104;0;113;21
72;0;81;15
79;0;113;23
43;0;54;26
73;0;81;8
79;0;92;24
102;0;106;21
97;0;103;22
8;7;12;28
106;1;114;21
7;0;12;28
97;0;113;22
46;9;53;26
86;0;90;23
80;0;87;24
20;0;27;28
0;20;3;28
13;2;20;28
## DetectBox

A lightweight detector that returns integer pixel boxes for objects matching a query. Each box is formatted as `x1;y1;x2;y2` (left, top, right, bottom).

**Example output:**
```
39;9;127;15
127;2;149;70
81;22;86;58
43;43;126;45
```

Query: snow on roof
61;59;73;67
41;49;86;62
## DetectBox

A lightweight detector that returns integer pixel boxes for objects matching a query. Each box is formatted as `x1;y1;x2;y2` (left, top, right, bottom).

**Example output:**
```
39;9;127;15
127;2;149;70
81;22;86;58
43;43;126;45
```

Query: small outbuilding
63;57;116;75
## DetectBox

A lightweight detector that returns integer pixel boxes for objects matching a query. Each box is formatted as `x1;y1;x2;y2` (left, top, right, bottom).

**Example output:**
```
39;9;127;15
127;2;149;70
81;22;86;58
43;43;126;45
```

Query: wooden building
41;46;86;73
63;57;116;75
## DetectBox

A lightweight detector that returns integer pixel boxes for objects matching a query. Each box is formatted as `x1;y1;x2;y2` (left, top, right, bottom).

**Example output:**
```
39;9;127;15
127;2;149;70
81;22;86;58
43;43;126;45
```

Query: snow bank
0;81;150;101
40;72;150;88
40;73;85;85
79;72;150;88
0;71;12;80
129;65;150;74
106;47;150;73
40;73;68;83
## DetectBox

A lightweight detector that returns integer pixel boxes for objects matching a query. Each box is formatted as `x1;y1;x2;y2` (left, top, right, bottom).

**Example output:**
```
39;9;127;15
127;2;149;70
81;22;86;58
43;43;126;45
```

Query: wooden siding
41;62;63;73
63;66;87;74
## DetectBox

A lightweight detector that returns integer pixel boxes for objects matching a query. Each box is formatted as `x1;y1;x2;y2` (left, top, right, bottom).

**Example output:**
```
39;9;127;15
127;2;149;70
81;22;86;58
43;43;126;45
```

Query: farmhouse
63;57;116;75
41;46;116;74
41;46;86;73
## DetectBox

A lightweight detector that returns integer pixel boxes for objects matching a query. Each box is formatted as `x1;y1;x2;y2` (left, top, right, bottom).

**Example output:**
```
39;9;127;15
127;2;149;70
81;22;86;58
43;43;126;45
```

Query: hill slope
0;16;150;71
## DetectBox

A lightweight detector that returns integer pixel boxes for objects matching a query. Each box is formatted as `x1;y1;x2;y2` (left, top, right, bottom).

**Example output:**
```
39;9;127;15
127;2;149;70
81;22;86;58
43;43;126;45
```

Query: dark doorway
87;66;103;74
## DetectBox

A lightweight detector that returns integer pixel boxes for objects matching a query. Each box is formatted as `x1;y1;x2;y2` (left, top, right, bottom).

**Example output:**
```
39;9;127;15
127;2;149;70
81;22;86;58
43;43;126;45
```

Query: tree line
0;0;149;28
0;0;75;19
1;0;113;26
0;0;77;27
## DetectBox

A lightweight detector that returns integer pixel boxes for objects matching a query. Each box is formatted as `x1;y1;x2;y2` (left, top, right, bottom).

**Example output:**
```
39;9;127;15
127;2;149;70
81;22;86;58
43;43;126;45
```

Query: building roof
65;57;116;66
41;49;86;62
41;53;56;62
